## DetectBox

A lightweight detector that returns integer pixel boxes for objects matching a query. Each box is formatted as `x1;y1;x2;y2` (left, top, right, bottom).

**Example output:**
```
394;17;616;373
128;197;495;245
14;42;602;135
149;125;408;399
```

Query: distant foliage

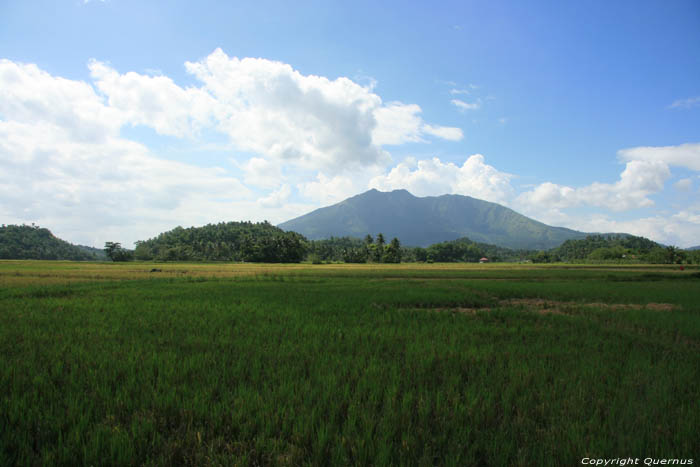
307;234;403;263
133;221;308;263
308;234;531;263
104;242;133;262
526;234;700;264
552;234;660;262
0;224;100;261
309;233;697;265
534;234;698;264
307;236;366;263
424;237;532;263
686;249;700;264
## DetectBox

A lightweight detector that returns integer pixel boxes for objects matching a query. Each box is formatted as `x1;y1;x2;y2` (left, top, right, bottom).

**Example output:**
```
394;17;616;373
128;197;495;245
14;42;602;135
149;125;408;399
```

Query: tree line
3;223;699;264
307;235;531;263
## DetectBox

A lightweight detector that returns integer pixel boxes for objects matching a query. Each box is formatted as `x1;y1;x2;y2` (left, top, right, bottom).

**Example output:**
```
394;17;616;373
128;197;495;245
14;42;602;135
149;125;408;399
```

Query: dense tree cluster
551;235;659;262
0;224;102;260
133;221;308;263
537;235;699;264
104;242;133;262
307;234;402;263
306;236;365;263
422;237;531;263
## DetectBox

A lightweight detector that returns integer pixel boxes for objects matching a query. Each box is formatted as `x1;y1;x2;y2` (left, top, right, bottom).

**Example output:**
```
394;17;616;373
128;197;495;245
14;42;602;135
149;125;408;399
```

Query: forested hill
534;234;697;264
278;188;587;249
133;221;308;262
0;225;103;260
552;234;660;261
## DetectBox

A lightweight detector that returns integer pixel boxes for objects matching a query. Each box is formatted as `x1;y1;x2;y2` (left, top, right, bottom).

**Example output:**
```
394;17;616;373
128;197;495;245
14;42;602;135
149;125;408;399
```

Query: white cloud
258;184;292;208
370;154;514;204
3;53;698;249
673;209;700;225
89;60;216;138
451;98;480;111
371;103;424;145
674;178;693;192
0;59;121;142
0;59;257;247
669;96;700;109
185;50;388;170
240;157;284;189
371;102;462;145
0;119;254;245
421;124;463;141
516;160;671;213
0;53;470;246
87;49;461;172
617;142;700;171
517;182;576;210
297;173;360;205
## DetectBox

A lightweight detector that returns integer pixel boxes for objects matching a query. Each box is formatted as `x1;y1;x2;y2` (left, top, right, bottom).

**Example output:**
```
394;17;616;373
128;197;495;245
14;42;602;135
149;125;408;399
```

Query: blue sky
1;0;699;247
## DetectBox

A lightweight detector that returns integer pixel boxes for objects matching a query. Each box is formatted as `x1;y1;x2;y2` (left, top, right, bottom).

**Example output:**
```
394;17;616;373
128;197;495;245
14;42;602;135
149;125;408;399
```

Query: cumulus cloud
297;173;360;205
617;142;700;171
182;49;461;169
517;160;671;214
371;103;424;145
0;59;122;142
371;102;462;145
3;53;698;249
89;60;216;138
0;52;468;246
0;59;256;247
369;154;514;204
258;184;292;208
185;50;386;170
240;157;285;189
0;119;253;245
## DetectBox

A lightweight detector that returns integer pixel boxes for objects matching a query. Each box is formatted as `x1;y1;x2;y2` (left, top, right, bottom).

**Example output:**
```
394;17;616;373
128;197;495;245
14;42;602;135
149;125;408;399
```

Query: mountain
279;189;588;249
686;246;700;251
0;224;103;260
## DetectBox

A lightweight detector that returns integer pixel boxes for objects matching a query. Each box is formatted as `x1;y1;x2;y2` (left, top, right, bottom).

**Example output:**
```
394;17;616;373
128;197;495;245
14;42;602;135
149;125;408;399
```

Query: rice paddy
1;261;698;465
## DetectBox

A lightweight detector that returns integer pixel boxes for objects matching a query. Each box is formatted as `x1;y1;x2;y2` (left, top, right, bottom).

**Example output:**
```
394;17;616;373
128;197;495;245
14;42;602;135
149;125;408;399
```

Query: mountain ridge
279;189;588;249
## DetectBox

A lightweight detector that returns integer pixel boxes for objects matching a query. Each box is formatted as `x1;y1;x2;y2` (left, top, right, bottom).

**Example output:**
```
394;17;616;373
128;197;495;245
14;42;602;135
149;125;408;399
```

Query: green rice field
1;261;698;465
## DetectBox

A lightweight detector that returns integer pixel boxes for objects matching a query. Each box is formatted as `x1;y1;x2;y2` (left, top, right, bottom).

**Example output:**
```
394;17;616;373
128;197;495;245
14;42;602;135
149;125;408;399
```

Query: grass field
1;261;698;466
